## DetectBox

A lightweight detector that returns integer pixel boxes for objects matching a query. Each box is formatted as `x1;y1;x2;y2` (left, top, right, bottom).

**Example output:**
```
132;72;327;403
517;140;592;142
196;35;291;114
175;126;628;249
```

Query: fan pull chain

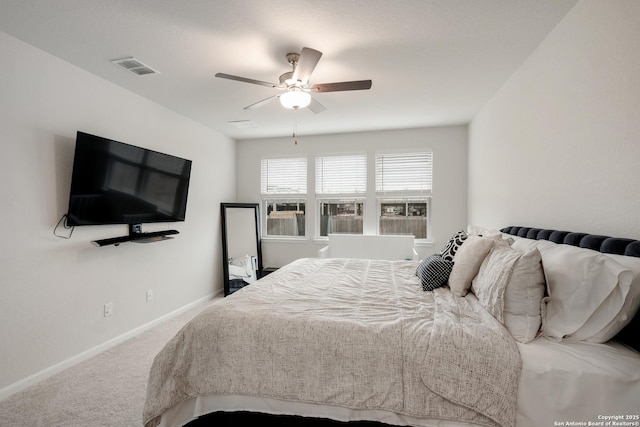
292;112;298;145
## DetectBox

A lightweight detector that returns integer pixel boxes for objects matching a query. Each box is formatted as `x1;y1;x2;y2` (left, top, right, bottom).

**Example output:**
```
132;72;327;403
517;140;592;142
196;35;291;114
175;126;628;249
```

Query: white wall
236;126;468;267
0;31;235;397
469;0;640;238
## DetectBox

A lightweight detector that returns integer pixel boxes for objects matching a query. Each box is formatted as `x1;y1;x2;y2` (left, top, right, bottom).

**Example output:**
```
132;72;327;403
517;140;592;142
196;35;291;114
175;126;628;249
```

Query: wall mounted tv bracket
91;224;179;247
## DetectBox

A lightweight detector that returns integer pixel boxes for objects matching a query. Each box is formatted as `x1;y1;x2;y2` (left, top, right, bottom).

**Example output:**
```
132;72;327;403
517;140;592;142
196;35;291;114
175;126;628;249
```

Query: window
379;198;429;238
261;158;307;194
318;199;364;236
315;154;366;237
259;152;434;240
376;152;432;239
264;200;306;237
261;158;307;237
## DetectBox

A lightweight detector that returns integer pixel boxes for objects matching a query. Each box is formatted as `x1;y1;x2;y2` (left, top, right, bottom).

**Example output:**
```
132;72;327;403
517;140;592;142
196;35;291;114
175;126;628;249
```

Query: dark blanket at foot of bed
185;411;398;426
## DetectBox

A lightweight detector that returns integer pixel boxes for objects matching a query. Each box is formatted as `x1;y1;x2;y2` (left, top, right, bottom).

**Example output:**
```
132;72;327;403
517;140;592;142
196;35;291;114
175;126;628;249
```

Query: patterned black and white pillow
416;254;454;291
439;230;468;261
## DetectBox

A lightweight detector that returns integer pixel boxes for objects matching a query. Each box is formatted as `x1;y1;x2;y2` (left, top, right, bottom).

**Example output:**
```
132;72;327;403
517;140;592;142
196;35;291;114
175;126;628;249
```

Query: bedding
439;230;468;261
151;338;640;427
416;254;454;291
144;225;640;427
471;245;545;343
153;337;640;427
511;237;634;340
516;338;640;427
144;258;520;427
448;236;495;297
578;251;640;343
500;226;640;349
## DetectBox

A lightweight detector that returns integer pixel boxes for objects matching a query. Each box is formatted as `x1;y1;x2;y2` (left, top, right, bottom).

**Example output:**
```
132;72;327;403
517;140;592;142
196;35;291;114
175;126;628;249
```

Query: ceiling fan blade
243;94;280;110
215;72;279;88
292;47;322;84
308;97;326;114
312;80;372;93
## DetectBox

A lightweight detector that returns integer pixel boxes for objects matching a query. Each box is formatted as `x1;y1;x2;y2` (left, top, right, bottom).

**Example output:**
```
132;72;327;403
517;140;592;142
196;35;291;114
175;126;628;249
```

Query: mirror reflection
221;203;262;296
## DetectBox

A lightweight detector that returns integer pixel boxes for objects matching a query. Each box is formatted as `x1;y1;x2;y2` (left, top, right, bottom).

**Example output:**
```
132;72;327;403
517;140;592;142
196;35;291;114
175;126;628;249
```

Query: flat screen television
67;131;192;228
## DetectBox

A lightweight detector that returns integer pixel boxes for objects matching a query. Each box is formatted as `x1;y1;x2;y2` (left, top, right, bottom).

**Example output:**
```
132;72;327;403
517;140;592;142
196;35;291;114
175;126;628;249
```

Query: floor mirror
220;202;263;296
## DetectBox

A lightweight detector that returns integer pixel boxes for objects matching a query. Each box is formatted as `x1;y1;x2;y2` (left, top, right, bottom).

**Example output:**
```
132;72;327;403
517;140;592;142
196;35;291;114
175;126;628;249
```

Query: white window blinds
261;158;307;194
375;152;432;193
315;154;367;194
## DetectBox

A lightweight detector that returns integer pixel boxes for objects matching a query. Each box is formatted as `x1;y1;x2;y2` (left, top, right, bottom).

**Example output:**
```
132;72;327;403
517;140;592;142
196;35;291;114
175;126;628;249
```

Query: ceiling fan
215;47;372;113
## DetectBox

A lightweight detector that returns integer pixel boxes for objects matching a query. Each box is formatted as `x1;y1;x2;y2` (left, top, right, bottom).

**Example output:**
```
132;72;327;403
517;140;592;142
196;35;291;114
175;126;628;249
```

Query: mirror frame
221;202;263;296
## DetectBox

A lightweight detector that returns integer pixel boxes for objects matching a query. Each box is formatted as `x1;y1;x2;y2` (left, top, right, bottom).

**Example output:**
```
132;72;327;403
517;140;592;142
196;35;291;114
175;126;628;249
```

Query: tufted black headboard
500;226;640;257
501;226;640;351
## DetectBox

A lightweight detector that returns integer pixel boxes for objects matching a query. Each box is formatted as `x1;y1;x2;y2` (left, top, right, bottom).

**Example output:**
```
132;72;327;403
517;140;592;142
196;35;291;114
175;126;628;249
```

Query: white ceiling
0;0;578;140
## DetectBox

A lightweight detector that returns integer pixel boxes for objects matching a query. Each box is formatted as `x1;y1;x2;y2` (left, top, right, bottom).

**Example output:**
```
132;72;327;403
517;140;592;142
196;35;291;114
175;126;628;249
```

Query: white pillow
472;245;545;343
466;224;503;238
579;254;640;342
510;236;555;252
448;236;495;297
535;243;634;341
466;224;516;245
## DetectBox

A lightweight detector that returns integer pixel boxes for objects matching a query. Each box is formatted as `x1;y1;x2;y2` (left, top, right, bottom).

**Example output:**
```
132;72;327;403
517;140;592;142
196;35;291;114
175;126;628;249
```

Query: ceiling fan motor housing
279;72;294;86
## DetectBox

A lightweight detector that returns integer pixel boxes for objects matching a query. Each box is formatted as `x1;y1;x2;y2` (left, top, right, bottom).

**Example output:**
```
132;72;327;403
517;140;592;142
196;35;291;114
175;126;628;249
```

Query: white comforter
143;258;522;427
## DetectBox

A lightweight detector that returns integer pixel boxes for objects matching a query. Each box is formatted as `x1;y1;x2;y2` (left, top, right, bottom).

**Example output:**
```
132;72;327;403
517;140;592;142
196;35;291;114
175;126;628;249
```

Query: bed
143;226;640;427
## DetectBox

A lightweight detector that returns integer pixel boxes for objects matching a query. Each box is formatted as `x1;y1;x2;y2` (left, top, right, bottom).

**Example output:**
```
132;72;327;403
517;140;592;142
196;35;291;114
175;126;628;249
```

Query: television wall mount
91;224;179;247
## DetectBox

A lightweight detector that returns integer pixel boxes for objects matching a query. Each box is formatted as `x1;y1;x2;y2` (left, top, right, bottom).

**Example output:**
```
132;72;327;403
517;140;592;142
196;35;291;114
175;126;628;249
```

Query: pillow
535;243;634;341
448;236;495;297
471;245;546;343
502;248;546;343
466;224;503;238
577;254;640;343
439;230;468;262
416;254;454;291
466;225;515;246
510;236;555;252
470;246;517;322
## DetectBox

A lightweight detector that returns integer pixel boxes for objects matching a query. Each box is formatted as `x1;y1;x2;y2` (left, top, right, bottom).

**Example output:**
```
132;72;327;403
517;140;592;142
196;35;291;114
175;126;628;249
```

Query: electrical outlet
104;303;113;317
146;290;153;302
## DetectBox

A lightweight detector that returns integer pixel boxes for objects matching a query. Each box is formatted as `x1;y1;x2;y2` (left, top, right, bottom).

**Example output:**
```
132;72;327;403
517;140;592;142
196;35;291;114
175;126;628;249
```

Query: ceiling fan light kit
215;47;372;113
279;87;311;109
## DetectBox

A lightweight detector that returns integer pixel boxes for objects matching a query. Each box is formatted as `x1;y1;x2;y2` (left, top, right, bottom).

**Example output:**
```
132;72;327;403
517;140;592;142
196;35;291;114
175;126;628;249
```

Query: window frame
314;153;367;239
260;157;308;240
258;151;434;243
375;151;433;242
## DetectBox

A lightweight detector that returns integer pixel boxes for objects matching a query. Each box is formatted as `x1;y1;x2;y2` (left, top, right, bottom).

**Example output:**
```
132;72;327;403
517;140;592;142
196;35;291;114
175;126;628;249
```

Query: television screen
67;131;192;227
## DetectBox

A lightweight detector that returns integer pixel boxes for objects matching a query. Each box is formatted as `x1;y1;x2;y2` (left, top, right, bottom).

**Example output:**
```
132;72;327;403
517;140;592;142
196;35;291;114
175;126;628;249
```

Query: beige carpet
0;298;219;427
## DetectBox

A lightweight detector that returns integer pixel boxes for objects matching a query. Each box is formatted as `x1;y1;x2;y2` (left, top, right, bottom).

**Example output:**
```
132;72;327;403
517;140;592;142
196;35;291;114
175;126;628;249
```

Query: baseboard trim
0;292;220;401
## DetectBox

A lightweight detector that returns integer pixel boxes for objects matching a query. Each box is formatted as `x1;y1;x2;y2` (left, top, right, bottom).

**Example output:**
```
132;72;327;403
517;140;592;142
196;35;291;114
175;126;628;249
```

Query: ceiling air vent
228;120;259;129
111;57;159;76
